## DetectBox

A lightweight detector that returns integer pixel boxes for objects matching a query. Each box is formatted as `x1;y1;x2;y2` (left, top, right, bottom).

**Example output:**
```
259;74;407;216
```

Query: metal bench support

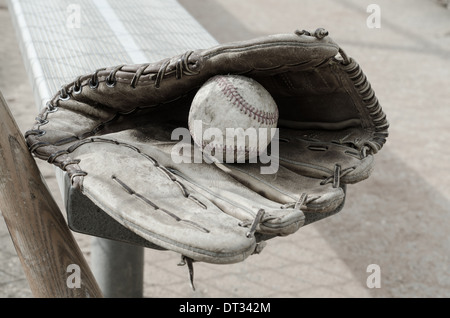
91;238;144;298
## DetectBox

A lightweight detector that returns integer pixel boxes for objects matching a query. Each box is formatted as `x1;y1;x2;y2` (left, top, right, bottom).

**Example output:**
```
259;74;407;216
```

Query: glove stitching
130;64;150;88
339;54;389;154
60;137;209;210
245;209;265;238
320;164;355;188
169;167;258;218
24;129;45;138
111;175;210;234
61;51;198;94
28;141;51;153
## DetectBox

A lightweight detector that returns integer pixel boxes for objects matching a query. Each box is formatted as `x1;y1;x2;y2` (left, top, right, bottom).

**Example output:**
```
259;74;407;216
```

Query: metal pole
91;237;144;298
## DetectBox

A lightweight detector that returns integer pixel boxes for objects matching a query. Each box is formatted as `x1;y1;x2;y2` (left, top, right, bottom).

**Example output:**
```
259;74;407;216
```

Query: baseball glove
25;29;388;266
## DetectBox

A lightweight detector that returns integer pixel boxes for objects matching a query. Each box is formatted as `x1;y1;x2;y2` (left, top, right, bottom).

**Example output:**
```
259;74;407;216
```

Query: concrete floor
0;0;449;297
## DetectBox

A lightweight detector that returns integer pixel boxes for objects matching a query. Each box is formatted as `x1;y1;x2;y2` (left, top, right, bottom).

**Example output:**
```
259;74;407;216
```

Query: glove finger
67;138;258;264
107;127;306;237
166;162;305;237
278;127;375;184
214;162;345;214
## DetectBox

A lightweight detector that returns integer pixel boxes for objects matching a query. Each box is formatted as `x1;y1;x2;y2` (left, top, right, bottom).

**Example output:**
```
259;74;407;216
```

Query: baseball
188;74;279;162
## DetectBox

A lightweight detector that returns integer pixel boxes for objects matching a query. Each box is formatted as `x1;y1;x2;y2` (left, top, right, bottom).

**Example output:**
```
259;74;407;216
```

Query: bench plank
8;0;218;110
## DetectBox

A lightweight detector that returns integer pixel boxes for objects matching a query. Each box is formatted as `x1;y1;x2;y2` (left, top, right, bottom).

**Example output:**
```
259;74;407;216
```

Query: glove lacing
320;164;354;188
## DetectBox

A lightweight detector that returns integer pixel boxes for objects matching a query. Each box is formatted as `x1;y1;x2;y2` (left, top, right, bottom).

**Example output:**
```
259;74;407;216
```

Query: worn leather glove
25;28;388;266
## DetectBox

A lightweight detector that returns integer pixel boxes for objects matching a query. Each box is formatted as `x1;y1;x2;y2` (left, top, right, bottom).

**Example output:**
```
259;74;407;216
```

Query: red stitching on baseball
214;76;278;125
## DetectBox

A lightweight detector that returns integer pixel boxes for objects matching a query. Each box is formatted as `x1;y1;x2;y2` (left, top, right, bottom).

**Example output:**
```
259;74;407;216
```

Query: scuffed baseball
188;75;279;162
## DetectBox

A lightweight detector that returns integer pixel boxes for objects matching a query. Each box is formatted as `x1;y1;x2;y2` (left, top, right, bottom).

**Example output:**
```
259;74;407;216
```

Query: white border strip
9;0;52;111
93;0;148;64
